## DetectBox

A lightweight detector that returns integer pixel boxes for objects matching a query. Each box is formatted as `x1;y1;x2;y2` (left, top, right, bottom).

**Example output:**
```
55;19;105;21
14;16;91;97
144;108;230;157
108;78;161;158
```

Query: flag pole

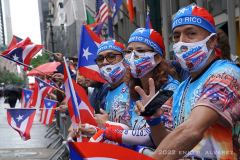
42;48;55;55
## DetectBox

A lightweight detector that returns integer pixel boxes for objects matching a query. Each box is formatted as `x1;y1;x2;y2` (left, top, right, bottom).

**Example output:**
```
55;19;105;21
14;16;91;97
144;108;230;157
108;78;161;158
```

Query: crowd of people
45;6;240;160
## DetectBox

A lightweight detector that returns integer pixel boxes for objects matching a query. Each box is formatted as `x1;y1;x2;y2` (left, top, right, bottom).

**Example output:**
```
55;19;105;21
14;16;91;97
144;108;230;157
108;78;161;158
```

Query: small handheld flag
1;36;43;70
64;57;81;130
21;89;33;108
39;99;57;125
7;109;36;141
31;77;52;108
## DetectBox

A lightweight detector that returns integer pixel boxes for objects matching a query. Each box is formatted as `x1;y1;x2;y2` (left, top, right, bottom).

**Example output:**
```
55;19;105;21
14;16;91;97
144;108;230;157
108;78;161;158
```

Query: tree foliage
0;71;24;85
30;53;50;68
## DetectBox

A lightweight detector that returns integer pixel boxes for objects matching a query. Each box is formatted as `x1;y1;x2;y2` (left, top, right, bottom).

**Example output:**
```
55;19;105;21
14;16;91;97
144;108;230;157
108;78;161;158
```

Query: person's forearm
121;129;154;147
150;122;169;146
50;94;57;100
151;124;203;160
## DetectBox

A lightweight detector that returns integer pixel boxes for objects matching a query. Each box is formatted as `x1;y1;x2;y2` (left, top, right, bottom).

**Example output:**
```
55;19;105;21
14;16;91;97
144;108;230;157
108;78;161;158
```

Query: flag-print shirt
172;60;240;159
105;82;130;127
130;75;180;130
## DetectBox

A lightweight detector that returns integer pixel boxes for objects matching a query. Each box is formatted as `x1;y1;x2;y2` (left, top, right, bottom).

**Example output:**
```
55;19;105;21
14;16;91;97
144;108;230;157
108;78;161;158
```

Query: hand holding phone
140;90;173;117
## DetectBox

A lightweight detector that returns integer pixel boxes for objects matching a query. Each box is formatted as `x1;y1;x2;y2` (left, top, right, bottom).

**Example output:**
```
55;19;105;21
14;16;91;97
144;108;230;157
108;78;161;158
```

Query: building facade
0;0;18;75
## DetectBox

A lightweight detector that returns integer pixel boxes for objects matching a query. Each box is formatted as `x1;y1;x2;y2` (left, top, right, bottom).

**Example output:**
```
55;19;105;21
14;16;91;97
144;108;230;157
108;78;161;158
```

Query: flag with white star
7;109;36;141
21;89;33;108
39;98;57;125
77;25;107;83
1;36;44;71
65;56;97;134
31;77;52;108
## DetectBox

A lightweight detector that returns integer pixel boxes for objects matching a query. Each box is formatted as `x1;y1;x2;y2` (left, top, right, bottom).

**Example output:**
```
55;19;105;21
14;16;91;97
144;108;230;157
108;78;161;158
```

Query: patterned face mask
99;59;126;84
125;50;157;78
173;33;215;72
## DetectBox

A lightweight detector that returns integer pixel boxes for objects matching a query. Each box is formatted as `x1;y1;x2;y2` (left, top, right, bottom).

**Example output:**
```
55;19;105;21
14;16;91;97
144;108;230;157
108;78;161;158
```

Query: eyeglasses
122;48;155;55
94;52;123;65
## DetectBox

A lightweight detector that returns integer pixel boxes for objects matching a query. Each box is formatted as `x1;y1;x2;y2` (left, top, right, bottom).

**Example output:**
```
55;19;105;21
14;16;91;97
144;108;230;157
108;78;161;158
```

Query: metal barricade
48;115;72;160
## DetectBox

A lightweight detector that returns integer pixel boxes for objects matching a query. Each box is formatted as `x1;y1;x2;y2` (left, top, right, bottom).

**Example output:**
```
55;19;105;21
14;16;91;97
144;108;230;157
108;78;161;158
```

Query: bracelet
146;116;162;126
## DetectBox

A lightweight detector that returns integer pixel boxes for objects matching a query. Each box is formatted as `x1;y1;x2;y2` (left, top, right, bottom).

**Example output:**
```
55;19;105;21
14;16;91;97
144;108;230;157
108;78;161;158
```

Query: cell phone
140;90;174;117
94;100;101;114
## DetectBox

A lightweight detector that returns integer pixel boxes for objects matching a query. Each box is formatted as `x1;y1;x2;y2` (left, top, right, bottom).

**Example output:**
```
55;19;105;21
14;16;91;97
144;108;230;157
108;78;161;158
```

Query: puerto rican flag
7;109;36;141
1;36;44;70
46;79;57;94
77;25;107;83
64;57;97;129
146;10;152;29
73;74;97;126
64;57;81;130
31;77;52;108
39;99;57;125
21;89;33;108
69;142;154;160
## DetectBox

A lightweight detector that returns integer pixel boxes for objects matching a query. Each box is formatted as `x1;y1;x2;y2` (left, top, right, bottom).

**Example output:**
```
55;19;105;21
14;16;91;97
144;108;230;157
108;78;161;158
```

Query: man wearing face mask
77;40;131;139
135;6;240;159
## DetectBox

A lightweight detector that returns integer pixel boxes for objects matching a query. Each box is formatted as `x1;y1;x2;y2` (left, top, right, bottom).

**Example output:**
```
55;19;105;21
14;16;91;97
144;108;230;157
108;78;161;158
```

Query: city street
0;98;57;160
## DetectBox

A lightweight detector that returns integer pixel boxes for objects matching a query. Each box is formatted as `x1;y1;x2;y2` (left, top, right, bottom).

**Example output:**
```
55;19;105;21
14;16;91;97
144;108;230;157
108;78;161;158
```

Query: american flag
95;0;108;39
95;0;108;23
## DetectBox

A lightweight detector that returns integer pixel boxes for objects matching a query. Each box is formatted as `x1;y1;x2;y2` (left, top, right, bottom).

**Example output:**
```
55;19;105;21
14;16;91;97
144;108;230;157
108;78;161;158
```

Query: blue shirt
172;60;240;159
105;82;130;127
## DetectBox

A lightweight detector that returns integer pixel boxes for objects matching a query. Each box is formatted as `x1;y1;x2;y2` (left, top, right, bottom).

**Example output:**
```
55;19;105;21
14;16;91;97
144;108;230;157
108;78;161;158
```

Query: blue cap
97;40;125;55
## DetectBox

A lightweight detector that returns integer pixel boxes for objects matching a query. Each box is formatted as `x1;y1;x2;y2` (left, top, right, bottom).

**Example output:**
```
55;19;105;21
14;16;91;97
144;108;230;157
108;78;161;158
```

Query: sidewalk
0;98;57;160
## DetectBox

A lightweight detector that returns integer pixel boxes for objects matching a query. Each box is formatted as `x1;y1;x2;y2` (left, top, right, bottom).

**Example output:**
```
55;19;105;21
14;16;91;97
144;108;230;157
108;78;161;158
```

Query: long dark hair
124;58;177;101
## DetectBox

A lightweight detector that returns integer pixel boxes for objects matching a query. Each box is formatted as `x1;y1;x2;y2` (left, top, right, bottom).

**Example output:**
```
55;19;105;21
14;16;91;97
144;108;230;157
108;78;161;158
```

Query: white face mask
173;33;216;72
125;50;157;78
99;59;126;84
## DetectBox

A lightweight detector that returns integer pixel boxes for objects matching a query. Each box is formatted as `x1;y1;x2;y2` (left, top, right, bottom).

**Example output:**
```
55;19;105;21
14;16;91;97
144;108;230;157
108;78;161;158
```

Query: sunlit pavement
0;98;57;159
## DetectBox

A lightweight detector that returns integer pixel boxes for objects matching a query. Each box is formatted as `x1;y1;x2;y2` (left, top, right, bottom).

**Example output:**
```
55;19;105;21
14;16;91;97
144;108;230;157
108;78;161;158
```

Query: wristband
145;116;162;126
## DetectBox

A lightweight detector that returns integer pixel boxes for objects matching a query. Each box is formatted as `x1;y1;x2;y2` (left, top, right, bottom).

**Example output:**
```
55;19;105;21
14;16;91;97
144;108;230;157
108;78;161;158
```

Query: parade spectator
5;90;19;108
77;40;130;138
135;6;240;159
216;28;232;61
53;53;76;80
95;28;179;148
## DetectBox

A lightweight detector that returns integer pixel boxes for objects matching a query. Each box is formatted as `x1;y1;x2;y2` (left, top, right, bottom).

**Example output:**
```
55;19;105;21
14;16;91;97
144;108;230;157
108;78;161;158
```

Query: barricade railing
48;115;72;160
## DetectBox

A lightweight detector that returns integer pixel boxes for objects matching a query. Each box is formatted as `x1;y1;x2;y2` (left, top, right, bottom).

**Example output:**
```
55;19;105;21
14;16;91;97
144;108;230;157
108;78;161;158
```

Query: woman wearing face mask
124;28;179;132
90;29;180;152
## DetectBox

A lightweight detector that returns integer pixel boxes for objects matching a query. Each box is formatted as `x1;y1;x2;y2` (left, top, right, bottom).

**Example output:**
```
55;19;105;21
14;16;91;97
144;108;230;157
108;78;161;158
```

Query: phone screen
140;90;173;117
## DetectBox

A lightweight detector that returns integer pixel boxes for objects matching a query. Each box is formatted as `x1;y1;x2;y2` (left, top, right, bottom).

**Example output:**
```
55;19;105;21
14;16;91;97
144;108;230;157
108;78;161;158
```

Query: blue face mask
99;59;126;84
173;33;215;72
